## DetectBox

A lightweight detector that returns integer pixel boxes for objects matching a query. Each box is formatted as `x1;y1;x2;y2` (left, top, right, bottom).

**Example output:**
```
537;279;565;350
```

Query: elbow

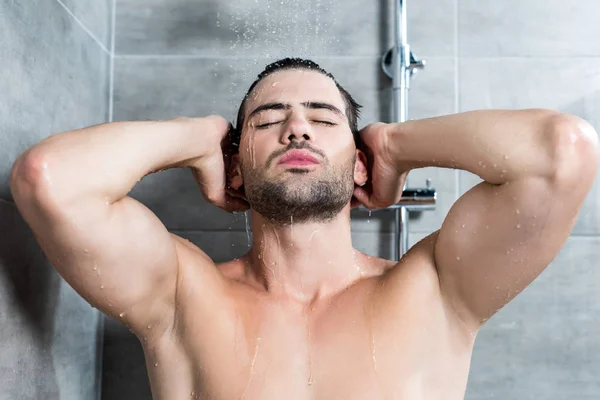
546;113;600;186
9;149;53;199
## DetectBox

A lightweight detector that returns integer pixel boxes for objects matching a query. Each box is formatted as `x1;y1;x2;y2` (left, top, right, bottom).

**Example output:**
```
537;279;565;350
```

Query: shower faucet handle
408;52;426;77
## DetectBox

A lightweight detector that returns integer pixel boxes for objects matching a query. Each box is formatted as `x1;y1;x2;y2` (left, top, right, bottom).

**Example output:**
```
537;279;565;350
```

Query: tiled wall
104;0;600;398
1;1;112;399
1;0;592;399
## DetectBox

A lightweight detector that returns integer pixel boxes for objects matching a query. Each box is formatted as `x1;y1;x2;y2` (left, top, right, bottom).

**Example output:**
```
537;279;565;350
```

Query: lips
278;150;320;165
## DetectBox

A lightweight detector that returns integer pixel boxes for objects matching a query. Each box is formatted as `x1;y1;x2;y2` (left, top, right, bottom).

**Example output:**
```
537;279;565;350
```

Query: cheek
240;137;270;169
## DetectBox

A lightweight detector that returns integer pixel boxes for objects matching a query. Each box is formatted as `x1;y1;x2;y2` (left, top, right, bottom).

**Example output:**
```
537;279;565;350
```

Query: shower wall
106;1;600;398
2;0;596;399
0;1;112;399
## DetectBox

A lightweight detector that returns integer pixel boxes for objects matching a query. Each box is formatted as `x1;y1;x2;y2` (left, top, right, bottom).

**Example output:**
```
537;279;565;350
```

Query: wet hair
233;57;362;150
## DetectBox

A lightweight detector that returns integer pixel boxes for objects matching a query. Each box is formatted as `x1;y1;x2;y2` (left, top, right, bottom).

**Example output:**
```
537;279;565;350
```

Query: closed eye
256;121;337;129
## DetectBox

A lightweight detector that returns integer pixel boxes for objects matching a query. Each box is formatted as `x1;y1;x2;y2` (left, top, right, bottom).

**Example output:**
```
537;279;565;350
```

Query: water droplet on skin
147;325;151;330
84;249;89;253
516;209;520;214
93;267;97;271
119;312;125;318
456;256;461;261
504;155;509;159
154;362;159;367
516;224;521;228
461;224;466;228
100;285;104;289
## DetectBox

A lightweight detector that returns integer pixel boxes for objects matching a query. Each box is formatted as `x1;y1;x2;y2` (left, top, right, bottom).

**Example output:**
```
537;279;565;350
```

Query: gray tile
459;0;600;57
129;168;249;231
351;231;394;260
353;231;438;260
173;230;252;262
408;231;430;248
0;199;101;400
458;170;483;197
351;57;456;232
114;54;453;232
114;56;394;230
405;0;455;58
113;56;389;123
116;0;386;57
0;0;110;201
466;236;600;398
407;167;457;233
407;57;456;120
459;57;600;235
60;0;114;51
102;316;151;400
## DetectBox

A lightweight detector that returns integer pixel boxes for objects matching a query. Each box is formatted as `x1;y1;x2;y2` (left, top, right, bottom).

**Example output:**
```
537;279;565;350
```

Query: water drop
516;224;521;229
119;312;125;318
461;224;466;228
456;256;461;261
154;362;159;367
100;285;104;290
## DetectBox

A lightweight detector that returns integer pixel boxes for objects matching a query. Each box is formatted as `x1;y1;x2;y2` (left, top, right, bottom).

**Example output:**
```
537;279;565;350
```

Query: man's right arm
9;116;228;339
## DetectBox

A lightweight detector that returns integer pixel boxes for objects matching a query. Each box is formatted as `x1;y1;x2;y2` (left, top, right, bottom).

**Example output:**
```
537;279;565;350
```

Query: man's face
231;69;367;224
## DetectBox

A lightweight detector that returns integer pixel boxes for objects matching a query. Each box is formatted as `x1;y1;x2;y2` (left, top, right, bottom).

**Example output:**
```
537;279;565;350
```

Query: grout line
55;0;111;56
0;197;16;206
454;0;460;201
108;0;116;123
97;4;116;399
113;53;600;60
113;54;394;60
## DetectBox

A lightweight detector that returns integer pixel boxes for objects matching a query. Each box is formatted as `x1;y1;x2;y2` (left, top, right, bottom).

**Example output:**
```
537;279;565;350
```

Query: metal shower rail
358;0;436;261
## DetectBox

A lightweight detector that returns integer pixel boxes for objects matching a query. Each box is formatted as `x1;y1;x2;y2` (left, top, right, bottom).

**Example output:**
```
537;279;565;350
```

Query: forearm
386;109;569;184
14;117;214;204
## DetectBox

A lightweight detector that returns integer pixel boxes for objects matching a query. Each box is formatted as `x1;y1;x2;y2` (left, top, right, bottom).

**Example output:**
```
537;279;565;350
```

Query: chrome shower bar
358;0;435;262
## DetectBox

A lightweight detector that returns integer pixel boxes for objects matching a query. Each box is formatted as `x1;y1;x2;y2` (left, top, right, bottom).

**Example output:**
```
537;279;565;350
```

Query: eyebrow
248;101;345;120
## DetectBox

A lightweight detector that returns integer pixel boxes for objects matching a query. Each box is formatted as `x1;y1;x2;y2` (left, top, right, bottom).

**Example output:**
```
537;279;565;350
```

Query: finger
353;187;371;209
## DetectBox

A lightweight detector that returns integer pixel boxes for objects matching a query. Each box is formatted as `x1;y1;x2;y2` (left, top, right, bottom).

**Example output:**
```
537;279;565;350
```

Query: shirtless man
9;57;599;399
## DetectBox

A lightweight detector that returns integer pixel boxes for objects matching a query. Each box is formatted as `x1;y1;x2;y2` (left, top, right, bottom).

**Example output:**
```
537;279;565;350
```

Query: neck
245;206;366;303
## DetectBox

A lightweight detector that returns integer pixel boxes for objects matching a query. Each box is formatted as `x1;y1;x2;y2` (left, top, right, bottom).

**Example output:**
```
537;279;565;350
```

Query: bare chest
150;283;473;400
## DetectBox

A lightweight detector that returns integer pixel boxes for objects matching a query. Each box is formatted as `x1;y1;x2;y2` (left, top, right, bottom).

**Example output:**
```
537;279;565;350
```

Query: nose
279;114;314;144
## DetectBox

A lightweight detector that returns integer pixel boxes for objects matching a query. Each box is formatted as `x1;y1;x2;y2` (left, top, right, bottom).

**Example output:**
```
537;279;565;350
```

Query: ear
228;153;245;192
353;149;369;186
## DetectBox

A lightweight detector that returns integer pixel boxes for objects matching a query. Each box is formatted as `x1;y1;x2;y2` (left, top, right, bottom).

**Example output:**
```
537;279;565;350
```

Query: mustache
266;142;326;167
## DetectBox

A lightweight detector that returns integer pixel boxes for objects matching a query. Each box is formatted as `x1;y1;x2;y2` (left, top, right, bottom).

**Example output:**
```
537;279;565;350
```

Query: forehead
245;69;346;117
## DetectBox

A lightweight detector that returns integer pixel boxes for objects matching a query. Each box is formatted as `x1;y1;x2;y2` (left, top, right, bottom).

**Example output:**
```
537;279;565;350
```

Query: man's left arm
386;109;599;328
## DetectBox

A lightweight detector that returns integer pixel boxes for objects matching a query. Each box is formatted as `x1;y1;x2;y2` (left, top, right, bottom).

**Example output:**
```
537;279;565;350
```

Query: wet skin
141;232;476;400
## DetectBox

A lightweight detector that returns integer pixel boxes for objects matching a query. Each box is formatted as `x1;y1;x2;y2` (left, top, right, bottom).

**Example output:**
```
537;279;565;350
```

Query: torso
138;235;478;399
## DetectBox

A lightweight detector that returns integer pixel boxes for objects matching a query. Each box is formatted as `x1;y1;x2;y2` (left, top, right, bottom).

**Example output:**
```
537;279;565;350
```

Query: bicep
17;191;181;336
435;174;584;328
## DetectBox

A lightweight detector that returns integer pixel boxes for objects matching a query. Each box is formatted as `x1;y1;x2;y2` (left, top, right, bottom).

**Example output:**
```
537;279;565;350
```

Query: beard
242;154;356;225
